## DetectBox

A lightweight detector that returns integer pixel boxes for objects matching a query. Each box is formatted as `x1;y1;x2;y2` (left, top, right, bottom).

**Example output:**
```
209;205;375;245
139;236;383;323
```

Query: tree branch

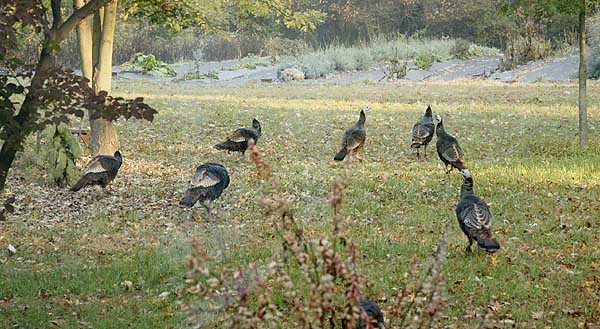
51;0;63;29
54;0;112;43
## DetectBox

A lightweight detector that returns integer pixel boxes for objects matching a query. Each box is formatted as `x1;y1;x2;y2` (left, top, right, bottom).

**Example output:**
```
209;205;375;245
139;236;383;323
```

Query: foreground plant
183;142;449;328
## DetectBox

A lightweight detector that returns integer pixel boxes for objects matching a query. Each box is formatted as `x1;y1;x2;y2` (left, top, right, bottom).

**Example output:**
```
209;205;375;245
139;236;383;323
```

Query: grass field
1;80;600;328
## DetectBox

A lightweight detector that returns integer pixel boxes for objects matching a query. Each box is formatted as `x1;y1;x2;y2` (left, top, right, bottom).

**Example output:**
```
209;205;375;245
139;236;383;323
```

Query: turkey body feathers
215;119;261;154
435;116;465;172
341;299;384;329
334;109;366;161
456;171;500;253
411;106;435;150
69;151;122;192
180;163;230;207
358;299;384;328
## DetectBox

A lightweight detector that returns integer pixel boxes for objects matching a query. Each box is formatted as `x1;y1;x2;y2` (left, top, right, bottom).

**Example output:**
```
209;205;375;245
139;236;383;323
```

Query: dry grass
1;80;599;328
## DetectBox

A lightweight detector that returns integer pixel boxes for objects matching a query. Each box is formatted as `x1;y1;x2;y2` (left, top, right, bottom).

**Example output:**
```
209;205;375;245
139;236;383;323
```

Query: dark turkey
215;118;261;154
180;163;230;213
341;299;385;329
334;107;368;161
456;169;500;253
435;114;465;173
69;151;122;192
411;105;435;159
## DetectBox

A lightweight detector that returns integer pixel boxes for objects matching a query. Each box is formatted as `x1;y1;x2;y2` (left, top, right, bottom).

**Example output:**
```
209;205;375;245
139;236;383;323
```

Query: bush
120;53;177;76
39;123;83;187
265;37;309;63
451;39;472;59
281;36;496;79
383;58;408;80
181;69;219;80
353;49;375;70
588;15;600;79
500;34;553;70
415;52;435;70
295;52;336;79
331;47;358;71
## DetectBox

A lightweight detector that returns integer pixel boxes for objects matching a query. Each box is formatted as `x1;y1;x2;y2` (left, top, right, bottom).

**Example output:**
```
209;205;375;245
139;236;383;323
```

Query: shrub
296;52;336;79
588;15;600;79
181;69;220;80
500;34;553;71
383;58;408;80
39;123;83;187
415;52;435;70
265;37;309;63
120;53;177;77
451;39;472;59
353;50;375;70
223;54;272;71
331;47;358;71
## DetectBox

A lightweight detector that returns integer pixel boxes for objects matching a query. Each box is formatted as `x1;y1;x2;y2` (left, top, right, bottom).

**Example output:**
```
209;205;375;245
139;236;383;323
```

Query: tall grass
282;36;500;78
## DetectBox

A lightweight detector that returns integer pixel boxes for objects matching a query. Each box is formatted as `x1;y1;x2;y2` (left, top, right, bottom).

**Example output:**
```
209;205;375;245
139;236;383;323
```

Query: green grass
2;80;600;327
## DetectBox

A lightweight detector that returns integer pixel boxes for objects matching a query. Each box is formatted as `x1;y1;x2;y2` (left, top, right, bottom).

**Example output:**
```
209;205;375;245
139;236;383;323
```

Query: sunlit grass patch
2;80;599;327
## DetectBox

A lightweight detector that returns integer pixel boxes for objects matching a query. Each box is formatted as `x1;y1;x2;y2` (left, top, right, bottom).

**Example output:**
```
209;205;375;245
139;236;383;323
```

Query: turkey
435;114;465;173
69;151;122;192
411;105;435;159
180;163;230;213
455;169;500;253
215;118;261;154
334;107;368;162
341;299;385;329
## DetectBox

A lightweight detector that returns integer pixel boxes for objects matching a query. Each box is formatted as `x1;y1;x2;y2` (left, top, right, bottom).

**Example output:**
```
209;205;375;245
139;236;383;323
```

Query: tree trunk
0;47;54;191
89;0;120;155
578;3;588;147
75;0;93;82
92;8;103;71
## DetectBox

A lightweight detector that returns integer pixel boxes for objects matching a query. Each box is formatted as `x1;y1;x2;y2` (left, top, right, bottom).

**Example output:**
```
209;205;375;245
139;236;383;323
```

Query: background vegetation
10;1;597;72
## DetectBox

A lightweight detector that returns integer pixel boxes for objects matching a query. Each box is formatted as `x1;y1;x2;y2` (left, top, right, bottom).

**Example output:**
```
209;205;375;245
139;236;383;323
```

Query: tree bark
75;0;93;83
89;0;120;155
578;2;588;146
92;7;104;72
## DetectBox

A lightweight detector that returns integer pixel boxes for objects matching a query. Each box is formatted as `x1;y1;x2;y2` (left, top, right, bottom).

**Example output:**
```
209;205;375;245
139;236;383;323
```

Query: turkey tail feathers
333;148;347;161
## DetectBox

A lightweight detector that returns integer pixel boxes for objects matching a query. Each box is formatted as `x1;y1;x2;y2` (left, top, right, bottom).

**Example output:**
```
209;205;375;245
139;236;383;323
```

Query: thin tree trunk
75;0;93;82
0;47;54;191
578;3;588;146
92;7;104;73
89;0;120;155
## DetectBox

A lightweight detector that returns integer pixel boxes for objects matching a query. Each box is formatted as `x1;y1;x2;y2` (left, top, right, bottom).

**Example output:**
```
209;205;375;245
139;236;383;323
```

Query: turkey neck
460;177;474;197
252;121;261;135
356;110;366;128
436;120;447;137
424;106;432;118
